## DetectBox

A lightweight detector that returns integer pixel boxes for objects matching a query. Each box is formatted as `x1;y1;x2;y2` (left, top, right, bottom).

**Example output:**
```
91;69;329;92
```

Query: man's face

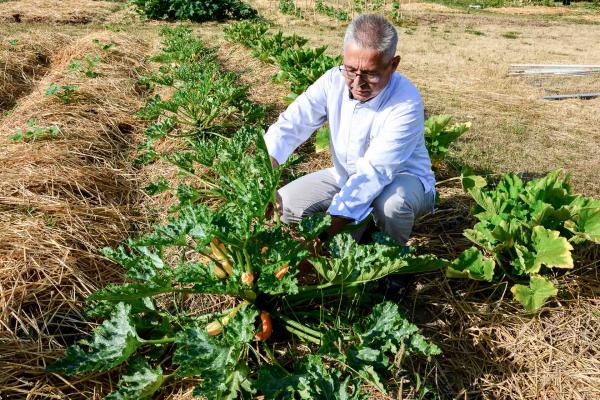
342;42;400;102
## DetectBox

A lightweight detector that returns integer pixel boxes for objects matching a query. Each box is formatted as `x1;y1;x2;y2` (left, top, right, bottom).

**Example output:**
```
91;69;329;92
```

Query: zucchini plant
129;0;257;22
315;0;350;21
134;26;265;167
449;170;600;312
224;21;340;102
49;126;445;399
424;114;471;170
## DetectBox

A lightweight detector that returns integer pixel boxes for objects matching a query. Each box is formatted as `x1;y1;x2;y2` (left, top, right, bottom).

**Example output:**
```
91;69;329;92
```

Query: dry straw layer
0;0;123;24
0;31;71;111
0;31;149;398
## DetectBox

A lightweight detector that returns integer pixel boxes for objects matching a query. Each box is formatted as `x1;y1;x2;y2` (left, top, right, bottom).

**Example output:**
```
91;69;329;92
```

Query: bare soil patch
0;0;123;24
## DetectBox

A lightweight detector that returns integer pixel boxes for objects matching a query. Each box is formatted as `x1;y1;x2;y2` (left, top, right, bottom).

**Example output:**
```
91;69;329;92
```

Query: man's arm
264;70;332;166
327;102;425;222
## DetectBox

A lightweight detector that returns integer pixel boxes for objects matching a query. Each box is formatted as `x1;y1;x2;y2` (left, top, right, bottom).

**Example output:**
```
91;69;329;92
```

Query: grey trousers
279;169;434;245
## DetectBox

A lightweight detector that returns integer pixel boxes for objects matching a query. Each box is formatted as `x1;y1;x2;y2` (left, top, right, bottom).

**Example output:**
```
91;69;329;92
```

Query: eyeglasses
339;65;382;83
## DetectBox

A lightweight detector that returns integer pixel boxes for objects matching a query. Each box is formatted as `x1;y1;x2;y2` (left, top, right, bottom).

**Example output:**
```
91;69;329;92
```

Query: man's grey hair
343;14;398;63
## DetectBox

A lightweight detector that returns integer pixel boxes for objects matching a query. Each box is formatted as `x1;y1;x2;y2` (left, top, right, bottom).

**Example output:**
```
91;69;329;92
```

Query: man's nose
352;74;369;86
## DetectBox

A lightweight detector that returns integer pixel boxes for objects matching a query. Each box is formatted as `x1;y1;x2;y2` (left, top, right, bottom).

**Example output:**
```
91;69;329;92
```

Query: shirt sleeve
327;101;424;221
263;69;332;165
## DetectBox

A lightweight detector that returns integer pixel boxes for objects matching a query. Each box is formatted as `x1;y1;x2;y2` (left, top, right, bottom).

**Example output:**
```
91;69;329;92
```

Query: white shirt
264;67;435;222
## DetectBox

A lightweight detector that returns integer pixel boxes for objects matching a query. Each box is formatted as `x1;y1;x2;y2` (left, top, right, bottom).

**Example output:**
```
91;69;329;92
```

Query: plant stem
284;325;321;345
142;336;176;345
280;316;323;339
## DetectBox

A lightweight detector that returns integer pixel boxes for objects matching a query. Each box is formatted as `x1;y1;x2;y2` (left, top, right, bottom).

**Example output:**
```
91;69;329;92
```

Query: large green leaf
447;247;495;281
346;303;440;392
297;213;332;242
424;115;470;162
528;226;574;273
48;303;141;374
174;306;257;399
314;126;330;153
511;275;558;312
105;358;165;400
256;355;366;400
309;234;447;285
565;203;600;244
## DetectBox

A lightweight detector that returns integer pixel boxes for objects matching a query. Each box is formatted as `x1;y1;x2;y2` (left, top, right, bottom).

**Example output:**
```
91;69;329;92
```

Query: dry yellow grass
0;30;150;399
0;30;71;111
0;0;124;24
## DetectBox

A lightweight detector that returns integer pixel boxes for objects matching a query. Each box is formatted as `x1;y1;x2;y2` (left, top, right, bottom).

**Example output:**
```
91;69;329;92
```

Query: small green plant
93;38;116;51
279;0;302;17
502;31;520;39
315;0;350;21
10;119;61;142
45;84;78;104
83;55;101;78
145;176;170;195
8;39;18;47
69;55;101;78
273;46;341;99
465;26;485;36
424;115;471;169
449;170;600;312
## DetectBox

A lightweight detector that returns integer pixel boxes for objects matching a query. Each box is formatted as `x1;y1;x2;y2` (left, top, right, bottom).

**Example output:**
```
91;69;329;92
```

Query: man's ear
391;55;401;70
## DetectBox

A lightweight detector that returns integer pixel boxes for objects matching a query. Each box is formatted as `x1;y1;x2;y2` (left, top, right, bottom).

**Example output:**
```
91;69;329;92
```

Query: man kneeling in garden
265;14;435;246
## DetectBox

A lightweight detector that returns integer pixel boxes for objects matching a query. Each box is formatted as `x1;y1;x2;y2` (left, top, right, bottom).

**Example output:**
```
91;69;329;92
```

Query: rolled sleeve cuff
264;132;291;166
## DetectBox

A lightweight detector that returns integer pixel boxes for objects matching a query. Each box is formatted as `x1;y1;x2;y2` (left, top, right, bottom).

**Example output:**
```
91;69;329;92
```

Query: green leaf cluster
279;0;303;18
315;0;350;21
45;83;78;104
224;21;341;98
129;0;257;22
424;114;471;167
134;26;265;167
449;170;600;311
9;118;61;142
259;302;439;399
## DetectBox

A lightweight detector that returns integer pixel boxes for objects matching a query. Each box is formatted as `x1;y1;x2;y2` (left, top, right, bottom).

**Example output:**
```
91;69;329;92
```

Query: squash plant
449;170;600;312
134;26;265;167
49;126;445;399
424;115;471;170
130;0;257;22
224;21;341;102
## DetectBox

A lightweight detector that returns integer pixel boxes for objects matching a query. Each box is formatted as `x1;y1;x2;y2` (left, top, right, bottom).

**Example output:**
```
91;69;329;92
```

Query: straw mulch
0;0;123;24
0;31;150;398
0;31;71;111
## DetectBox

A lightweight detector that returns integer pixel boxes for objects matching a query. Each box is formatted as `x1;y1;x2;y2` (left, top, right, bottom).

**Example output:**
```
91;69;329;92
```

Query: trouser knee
372;198;415;245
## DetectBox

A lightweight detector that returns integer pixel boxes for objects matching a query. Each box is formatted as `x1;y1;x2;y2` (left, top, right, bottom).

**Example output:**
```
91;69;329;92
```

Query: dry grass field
0;0;598;398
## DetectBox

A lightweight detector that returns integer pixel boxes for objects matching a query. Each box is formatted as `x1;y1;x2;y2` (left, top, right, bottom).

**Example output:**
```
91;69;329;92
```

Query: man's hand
266;190;283;220
327;216;353;237
265;156;282;220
